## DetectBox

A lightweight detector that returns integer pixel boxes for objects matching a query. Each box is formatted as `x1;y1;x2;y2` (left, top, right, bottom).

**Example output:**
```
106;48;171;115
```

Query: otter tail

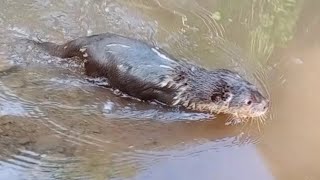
27;37;90;59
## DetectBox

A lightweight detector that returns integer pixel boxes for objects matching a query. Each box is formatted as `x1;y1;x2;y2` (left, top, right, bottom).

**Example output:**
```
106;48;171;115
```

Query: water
0;0;319;179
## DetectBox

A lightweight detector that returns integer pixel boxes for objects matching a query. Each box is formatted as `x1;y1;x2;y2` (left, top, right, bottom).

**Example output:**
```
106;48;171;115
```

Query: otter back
35;33;190;105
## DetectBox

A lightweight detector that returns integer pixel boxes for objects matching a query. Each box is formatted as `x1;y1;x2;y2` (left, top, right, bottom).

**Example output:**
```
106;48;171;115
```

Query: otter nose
263;100;269;110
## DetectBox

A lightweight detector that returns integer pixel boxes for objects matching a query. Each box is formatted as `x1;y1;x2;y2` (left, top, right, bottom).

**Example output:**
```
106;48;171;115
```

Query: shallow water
0;0;319;180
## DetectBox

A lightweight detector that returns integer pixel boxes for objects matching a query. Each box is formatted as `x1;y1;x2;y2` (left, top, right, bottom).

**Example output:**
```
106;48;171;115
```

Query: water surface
0;0;320;180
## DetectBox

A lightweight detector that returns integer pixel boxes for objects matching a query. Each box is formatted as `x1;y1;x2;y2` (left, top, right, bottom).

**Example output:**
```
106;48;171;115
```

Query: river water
0;0;319;180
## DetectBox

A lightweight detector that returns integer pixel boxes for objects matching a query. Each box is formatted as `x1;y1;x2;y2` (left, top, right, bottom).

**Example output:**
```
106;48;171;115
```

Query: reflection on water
0;0;319;179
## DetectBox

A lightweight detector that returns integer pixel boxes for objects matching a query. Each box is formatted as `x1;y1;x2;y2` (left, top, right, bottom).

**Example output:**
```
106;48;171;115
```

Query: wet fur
31;33;268;118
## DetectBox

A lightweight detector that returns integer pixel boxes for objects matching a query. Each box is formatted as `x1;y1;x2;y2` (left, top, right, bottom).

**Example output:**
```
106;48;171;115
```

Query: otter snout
263;100;269;111
254;99;269;117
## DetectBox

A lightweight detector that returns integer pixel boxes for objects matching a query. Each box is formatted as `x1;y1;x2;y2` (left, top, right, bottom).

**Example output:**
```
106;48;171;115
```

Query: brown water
0;0;319;179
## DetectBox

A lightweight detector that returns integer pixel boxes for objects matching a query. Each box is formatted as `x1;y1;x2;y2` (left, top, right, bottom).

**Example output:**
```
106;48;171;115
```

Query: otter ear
211;91;232;103
222;91;233;102
211;93;222;102
211;82;233;103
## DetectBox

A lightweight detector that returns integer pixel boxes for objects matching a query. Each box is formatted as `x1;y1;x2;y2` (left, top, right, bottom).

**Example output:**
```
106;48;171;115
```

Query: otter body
34;33;269;119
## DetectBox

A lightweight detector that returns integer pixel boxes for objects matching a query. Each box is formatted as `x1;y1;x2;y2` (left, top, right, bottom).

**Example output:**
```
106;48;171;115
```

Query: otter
30;33;269;121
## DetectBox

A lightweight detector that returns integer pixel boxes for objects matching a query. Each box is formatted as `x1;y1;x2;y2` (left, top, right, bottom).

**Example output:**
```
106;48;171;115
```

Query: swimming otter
30;33;269;120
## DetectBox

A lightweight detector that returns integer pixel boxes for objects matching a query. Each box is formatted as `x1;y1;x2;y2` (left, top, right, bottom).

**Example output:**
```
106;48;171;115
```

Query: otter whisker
257;116;262;125
262;115;267;125
240;119;248;131
245;117;252;128
261;116;266;124
258;117;263;126
258;114;267;125
249;118;254;129
260;117;266;127
255;119;261;132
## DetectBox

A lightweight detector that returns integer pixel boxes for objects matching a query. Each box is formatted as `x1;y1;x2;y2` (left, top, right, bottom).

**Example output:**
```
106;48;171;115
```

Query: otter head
185;69;269;119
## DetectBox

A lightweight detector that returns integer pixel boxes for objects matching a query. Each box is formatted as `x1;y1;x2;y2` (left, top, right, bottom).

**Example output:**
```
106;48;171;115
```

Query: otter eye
246;100;252;105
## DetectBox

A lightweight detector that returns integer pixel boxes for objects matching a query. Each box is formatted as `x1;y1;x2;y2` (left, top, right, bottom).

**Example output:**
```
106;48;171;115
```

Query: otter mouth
185;102;269;121
232;107;269;119
247;109;269;118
